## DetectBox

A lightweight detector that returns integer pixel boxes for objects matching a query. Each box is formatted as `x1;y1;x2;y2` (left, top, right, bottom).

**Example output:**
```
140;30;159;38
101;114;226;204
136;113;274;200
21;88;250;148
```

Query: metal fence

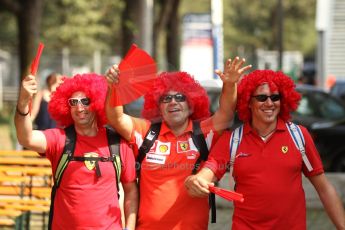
0;49;121;108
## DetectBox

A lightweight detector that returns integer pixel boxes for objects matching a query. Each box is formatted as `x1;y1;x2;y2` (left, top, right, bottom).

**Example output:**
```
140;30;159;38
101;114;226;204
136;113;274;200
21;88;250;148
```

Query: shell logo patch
281;146;288;154
84;152;98;170
159;145;169;153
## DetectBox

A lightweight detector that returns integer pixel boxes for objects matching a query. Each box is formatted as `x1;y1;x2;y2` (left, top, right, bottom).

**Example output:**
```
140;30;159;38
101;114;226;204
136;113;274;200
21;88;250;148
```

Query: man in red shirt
15;73;138;230
185;70;345;230
105;57;251;230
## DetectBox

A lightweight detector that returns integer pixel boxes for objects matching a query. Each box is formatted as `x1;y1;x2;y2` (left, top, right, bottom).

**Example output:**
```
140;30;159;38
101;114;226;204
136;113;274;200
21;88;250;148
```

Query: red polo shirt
43;127;136;230
130;118;219;230
204;119;324;230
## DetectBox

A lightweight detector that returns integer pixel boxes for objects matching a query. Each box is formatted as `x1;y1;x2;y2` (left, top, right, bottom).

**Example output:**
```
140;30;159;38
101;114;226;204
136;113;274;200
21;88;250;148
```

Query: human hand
215;57;252;84
105;64;120;86
19;74;38;103
184;175;214;198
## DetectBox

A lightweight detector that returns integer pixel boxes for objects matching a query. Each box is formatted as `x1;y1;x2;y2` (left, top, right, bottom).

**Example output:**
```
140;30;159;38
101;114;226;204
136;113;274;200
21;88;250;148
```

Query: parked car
330;79;345;104
124;82;345;172
292;84;345;172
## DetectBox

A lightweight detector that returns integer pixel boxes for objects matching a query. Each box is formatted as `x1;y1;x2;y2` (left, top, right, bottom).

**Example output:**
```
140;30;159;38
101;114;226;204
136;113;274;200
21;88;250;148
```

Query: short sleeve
128;117;151;158
43;128;66;171
119;139;137;183
300;126;324;177
200;118;221;150
203;131;231;180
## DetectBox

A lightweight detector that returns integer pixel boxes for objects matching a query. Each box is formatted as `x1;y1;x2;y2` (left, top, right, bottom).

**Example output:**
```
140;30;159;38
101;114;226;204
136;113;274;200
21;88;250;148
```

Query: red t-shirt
204;119;324;230
43;127;136;230
130;118;219;230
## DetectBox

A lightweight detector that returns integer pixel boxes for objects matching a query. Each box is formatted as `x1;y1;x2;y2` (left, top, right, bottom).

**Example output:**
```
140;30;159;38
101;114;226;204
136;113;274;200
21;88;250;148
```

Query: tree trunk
152;0;175;59
166;0;180;71
0;0;43;81
121;0;140;57
17;0;43;79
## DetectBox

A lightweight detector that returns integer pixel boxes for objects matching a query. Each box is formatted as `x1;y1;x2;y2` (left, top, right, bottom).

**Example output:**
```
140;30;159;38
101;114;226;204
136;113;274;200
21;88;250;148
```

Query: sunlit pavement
209;173;345;230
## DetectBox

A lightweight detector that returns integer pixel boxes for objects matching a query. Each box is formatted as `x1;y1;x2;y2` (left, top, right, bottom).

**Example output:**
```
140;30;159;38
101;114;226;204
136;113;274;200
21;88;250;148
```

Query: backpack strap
229;125;243;188
106;127;121;193
49;125;76;230
54;125;76;187
286;122;313;172
190;120;216;223
136;122;161;175
191;120;209;174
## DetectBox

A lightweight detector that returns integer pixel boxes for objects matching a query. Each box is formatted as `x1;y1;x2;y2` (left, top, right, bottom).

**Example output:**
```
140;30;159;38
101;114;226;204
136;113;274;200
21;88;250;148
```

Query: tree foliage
42;0;123;55
0;0;44;79
221;0;316;58
0;0;317;80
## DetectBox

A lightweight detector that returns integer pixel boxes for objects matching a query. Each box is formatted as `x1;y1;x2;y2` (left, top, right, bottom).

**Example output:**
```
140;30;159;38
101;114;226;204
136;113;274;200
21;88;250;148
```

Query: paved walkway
208;172;345;230
208;206;334;230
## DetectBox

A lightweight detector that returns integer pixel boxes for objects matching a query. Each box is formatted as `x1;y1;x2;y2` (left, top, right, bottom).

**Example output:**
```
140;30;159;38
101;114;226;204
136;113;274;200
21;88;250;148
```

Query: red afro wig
237;70;301;122
48;73;107;128
142;71;210;121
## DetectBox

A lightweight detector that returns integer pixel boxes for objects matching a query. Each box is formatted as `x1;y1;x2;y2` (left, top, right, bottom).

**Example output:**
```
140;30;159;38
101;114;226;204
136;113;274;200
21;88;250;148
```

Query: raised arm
309;173;345;229
105;65;137;141
30;90;43;122
212;57;251;131
14;74;47;153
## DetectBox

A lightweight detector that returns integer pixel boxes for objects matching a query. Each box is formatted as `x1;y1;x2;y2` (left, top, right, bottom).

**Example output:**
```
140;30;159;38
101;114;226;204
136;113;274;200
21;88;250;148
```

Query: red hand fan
110;44;157;106
30;43;44;76
209;185;244;202
29;42;44;113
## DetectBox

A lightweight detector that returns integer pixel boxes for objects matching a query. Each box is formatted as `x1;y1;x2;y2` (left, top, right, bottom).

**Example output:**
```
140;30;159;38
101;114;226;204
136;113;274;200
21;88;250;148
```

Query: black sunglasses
159;93;186;103
252;94;281;102
68;97;91;107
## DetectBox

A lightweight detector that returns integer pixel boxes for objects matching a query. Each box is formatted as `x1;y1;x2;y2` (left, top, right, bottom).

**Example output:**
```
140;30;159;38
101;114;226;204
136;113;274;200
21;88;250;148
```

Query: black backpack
137;120;217;223
48;125;122;229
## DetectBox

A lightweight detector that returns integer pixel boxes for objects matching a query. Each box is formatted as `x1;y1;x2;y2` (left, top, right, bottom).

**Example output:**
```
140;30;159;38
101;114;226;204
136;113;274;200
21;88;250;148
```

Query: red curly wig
48;73;107;128
142;71;210;121
237;70;301;122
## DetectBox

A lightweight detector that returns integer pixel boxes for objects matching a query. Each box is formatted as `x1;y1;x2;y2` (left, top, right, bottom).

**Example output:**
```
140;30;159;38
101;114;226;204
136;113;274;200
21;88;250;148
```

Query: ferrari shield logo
84;152;99;170
180;142;189;151
281;146;288;154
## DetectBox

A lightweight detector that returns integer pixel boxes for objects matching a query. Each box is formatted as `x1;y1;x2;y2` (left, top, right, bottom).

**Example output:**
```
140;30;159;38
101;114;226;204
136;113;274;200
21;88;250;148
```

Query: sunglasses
252;94;281;102
159;93;186;103
68;97;91;107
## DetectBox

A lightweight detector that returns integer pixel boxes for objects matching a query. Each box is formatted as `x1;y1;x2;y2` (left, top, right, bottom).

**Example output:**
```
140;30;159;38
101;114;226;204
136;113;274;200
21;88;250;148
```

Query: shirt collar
243;118;286;135
160;119;193;136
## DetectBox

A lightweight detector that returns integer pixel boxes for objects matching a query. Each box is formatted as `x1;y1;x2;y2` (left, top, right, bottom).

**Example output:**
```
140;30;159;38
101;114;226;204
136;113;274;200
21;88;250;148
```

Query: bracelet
16;105;29;116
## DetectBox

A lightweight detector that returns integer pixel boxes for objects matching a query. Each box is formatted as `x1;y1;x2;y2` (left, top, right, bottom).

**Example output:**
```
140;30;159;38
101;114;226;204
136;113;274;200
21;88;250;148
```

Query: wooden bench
0;157;50;166
0;204;49;212
0;175;28;183
0;150;40;157
0;209;22;217
0;186;51;198
0;166;52;176
0;150;52;228
0;198;50;206
0;218;15;227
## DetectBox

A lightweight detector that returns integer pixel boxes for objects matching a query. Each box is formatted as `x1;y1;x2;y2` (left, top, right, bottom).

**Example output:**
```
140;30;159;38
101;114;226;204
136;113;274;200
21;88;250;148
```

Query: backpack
229;122;313;186
48;125;122;229
137;120;217;223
